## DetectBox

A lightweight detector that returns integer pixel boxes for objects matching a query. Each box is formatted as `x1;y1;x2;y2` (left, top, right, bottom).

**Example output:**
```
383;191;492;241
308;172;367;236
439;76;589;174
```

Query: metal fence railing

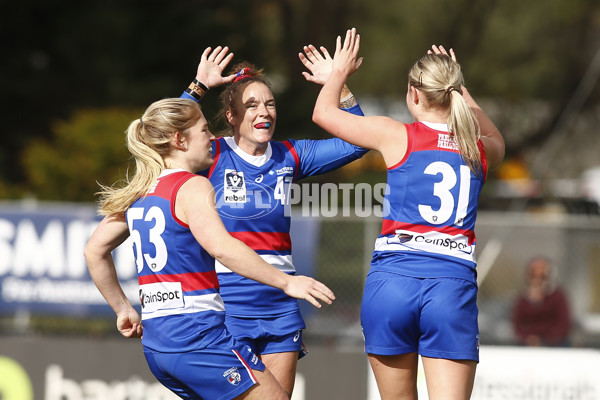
301;211;600;350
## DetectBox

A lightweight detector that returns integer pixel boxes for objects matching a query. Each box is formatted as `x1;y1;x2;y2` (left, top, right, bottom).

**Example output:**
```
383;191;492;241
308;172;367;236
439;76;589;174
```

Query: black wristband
185;88;201;101
186;80;208;102
192;79;209;91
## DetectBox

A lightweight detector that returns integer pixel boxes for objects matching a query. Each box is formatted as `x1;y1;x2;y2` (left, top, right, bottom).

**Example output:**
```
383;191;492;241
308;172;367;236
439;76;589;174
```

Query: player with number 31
312;28;505;400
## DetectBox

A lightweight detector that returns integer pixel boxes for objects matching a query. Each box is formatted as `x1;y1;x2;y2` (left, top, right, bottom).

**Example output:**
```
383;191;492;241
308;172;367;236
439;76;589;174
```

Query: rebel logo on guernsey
224;169;247;203
139;281;184;313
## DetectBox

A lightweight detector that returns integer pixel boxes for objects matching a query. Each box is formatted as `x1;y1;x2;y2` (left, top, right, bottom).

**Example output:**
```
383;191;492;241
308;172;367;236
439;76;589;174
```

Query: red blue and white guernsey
201;128;367;318
126;169;226;352
372;121;488;284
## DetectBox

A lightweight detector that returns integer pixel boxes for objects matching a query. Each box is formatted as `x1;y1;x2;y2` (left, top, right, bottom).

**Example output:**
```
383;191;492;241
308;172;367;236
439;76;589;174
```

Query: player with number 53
84;96;336;400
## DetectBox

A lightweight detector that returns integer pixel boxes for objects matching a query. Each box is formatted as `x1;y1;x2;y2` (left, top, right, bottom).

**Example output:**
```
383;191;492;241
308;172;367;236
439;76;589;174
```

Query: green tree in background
21;109;140;203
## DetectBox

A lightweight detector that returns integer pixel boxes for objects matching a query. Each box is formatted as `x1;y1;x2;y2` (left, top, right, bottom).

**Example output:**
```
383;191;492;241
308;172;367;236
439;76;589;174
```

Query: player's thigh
260;351;299;396
368;353;419;400
234;368;288;400
421;356;476;400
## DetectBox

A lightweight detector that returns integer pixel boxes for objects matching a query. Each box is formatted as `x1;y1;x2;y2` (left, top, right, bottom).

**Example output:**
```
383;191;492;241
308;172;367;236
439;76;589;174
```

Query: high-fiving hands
299;44;335;85
428;44;457;63
332;28;363;79
195;46;236;89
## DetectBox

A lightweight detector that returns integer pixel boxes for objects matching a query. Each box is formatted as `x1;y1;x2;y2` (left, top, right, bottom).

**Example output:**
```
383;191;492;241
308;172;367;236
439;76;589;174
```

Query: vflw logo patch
224;169;247;203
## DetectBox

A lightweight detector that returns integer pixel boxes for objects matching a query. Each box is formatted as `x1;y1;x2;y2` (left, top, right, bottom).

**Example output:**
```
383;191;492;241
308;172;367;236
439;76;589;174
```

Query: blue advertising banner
0;202;139;316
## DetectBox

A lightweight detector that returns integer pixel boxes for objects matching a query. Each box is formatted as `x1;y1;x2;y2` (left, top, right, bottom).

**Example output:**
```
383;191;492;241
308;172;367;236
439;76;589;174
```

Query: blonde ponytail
408;54;482;174
448;89;481;174
96;98;203;215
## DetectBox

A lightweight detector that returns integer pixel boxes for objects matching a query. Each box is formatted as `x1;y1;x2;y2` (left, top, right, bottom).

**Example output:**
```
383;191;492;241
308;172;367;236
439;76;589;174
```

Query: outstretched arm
312;29;406;163
84;214;143;339
178;176;336;308
181;46;236;102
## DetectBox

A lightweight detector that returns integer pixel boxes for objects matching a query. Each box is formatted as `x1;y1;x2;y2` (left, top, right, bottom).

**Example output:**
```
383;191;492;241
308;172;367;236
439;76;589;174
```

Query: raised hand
428;45;457;63
299;44;335;85
332;28;363;78
195;46;236;88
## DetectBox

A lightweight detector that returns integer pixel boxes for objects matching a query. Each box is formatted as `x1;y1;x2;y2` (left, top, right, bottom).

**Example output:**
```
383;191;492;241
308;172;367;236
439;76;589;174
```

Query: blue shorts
361;271;479;362
225;309;307;357
143;327;265;400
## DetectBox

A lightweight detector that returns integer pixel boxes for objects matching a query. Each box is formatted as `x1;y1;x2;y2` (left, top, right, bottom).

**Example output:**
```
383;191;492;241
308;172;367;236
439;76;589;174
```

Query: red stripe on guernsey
138;270;220;291
283;140;300;182
411;123;461;153
390;123;489;178
150;171;193;200
478;140;488;181
381;219;476;245
171;174;195;227
389;123;459;170
230;231;291;251
232;349;258;384
207;140;221;178
149;171;195;227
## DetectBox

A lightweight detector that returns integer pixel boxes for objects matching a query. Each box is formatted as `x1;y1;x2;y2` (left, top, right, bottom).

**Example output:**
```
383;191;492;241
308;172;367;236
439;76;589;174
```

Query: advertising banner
0;202;139;316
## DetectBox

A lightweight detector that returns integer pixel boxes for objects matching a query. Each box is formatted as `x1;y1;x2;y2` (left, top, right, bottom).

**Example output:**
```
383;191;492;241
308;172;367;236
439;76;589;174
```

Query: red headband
233;68;251;83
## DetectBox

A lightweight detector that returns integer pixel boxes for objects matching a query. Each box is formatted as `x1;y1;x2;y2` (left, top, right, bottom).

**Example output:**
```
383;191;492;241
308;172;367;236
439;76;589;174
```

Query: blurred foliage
22;108;140;203
2;0;600;201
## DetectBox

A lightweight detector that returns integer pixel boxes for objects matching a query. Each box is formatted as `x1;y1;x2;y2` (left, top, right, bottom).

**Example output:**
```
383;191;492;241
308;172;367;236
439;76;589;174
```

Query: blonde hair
96;98;203;215
408;54;481;174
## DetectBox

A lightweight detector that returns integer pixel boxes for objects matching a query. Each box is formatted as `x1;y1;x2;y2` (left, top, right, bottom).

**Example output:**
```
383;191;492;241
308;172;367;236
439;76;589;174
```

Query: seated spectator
512;256;572;346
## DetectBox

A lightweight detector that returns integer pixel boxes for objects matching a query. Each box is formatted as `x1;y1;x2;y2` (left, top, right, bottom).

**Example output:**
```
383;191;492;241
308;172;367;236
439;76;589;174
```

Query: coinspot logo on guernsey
139;282;184;313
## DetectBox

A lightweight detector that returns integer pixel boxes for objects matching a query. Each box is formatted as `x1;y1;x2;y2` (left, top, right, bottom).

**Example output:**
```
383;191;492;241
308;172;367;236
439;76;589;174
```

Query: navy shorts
225;309;307;357
143;327;265;400
361;271;479;362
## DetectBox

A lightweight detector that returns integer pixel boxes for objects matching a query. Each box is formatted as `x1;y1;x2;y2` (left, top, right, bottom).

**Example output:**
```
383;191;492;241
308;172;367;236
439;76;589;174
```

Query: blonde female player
312;28;505;399
84;97;335;399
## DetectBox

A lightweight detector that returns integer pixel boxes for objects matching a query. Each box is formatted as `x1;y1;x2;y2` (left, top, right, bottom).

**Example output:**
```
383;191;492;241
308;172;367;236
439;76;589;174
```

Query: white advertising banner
368;346;600;400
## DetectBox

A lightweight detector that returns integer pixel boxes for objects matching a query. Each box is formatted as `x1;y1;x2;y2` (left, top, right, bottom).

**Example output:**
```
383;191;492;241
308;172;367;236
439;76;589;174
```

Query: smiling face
227;81;277;155
185;113;216;171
